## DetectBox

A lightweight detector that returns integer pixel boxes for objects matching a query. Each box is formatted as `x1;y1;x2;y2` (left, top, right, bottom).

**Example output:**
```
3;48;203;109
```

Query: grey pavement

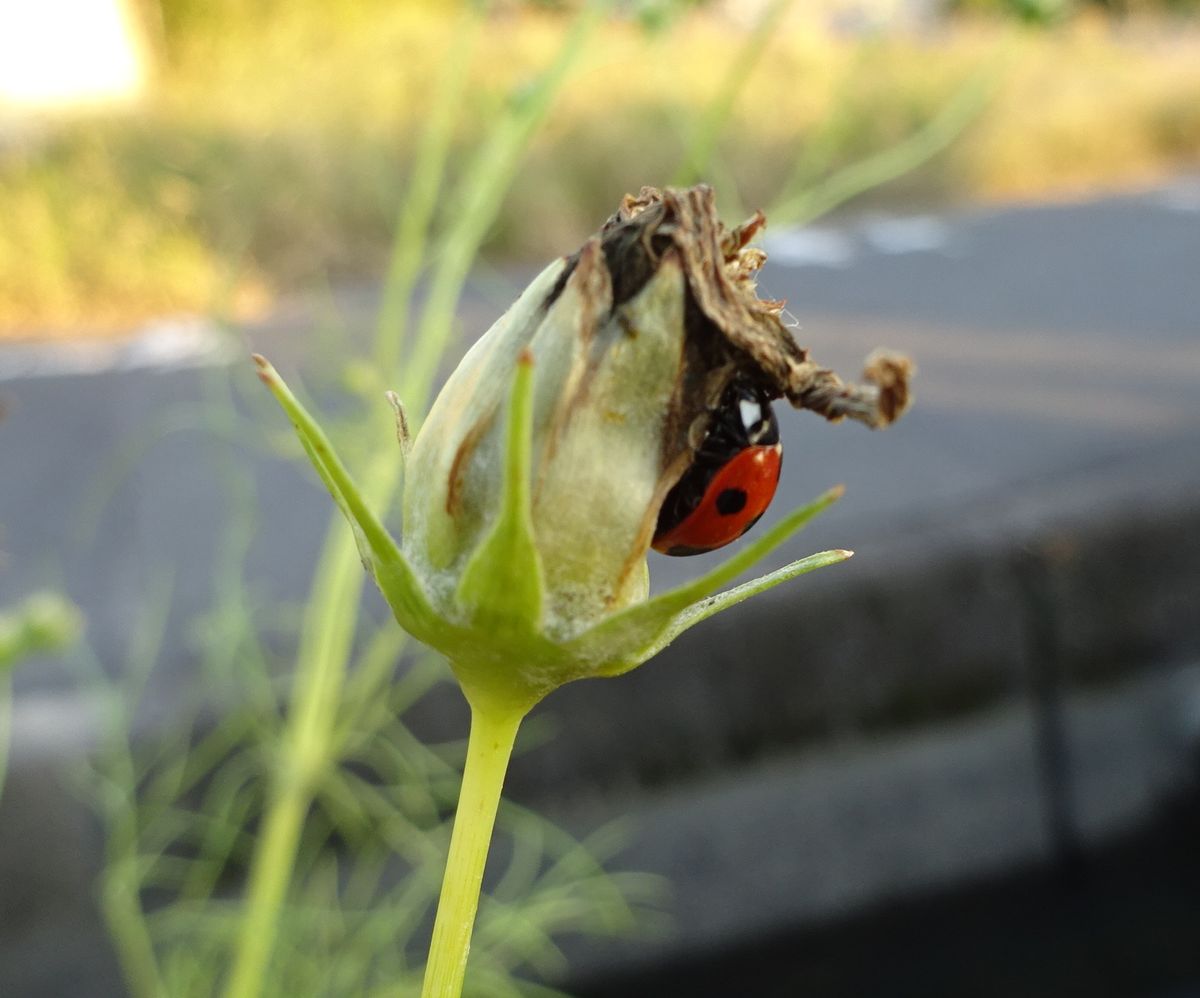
565;661;1200;994
1;179;1199;995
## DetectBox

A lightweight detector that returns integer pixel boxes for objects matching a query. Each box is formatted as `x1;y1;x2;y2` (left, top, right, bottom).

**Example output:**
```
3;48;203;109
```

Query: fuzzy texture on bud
402;243;681;636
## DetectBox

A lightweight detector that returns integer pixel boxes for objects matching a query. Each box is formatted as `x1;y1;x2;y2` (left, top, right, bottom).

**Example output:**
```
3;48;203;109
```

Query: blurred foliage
953;0;1074;24
2;2;1198;334
80;574;663;996
948;0;1200;24
0;591;82;674
0;592;81;802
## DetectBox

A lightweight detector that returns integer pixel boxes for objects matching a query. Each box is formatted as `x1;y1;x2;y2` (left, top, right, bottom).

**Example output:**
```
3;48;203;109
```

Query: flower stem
224;498;375;998
0;674;11;802
421;702;523;998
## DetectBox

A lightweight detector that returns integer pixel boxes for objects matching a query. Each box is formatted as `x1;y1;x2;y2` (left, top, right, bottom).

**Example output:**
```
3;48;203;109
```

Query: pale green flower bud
255;185;911;714
403;240;685;635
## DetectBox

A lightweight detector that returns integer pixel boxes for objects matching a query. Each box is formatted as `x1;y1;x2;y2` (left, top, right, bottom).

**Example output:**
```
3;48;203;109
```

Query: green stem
224;460;397;998
403;0;605;410
101;844;167;998
373;6;485;383
0;674;11;802
421;702;523;998
222;763;312;996
671;0;795;187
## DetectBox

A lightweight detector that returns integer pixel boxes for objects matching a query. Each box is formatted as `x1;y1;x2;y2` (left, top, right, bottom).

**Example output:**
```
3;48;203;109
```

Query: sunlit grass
965;22;1200;196
2;6;1198;334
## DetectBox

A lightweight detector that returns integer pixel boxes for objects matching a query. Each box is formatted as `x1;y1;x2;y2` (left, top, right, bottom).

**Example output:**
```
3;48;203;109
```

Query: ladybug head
695;375;779;462
727;376;779;448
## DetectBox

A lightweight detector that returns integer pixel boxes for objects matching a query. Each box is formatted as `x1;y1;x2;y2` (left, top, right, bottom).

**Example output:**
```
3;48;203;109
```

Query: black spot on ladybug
715;488;748;516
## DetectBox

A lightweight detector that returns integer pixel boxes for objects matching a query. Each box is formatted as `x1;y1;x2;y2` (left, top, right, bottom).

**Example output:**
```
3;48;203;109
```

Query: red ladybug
652;377;783;556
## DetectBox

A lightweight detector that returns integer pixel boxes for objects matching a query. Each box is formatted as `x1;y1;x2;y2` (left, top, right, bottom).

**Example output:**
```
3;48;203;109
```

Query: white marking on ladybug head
738;397;763;433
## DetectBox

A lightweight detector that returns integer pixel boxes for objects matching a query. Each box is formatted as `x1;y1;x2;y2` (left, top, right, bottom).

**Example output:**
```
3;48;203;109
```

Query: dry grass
2;5;1198;337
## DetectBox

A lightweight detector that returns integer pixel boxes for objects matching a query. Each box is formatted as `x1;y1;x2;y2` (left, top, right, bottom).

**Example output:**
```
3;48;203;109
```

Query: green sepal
635;547;853;666
564;485;847;677
252;355;442;643
455;350;545;636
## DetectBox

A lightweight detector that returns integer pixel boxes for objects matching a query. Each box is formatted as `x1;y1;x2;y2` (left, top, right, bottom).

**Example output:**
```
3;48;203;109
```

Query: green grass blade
401;0;609;414
671;0;796;187
769;68;996;227
373;5;487;382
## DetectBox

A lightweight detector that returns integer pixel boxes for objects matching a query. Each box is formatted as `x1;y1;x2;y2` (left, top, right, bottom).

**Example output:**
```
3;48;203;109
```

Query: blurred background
1;0;1199;995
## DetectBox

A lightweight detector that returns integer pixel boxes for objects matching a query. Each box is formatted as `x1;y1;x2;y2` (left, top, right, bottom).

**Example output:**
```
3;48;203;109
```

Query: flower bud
255;185;911;711
403;186;911;639
403;239;688;635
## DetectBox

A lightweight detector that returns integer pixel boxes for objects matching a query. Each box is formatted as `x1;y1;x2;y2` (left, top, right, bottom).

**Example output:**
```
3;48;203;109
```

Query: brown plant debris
601;184;914;430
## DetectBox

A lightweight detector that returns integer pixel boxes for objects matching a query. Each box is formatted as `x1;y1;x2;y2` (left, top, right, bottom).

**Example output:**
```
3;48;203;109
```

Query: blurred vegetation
0;591;81;675
1;1;1198;334
0;592;81;800
949;0;1200;25
80;571;663;997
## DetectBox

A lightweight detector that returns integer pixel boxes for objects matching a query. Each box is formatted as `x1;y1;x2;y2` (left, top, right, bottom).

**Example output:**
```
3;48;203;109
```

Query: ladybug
652;376;783;556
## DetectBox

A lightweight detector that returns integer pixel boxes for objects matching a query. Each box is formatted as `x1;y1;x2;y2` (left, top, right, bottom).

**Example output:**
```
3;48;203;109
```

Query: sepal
454;350;545;637
252;356;442;644
562;487;848;678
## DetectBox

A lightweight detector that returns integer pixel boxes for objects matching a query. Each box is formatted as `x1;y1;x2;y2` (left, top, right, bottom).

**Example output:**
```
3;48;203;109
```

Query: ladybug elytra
652;377;782;557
